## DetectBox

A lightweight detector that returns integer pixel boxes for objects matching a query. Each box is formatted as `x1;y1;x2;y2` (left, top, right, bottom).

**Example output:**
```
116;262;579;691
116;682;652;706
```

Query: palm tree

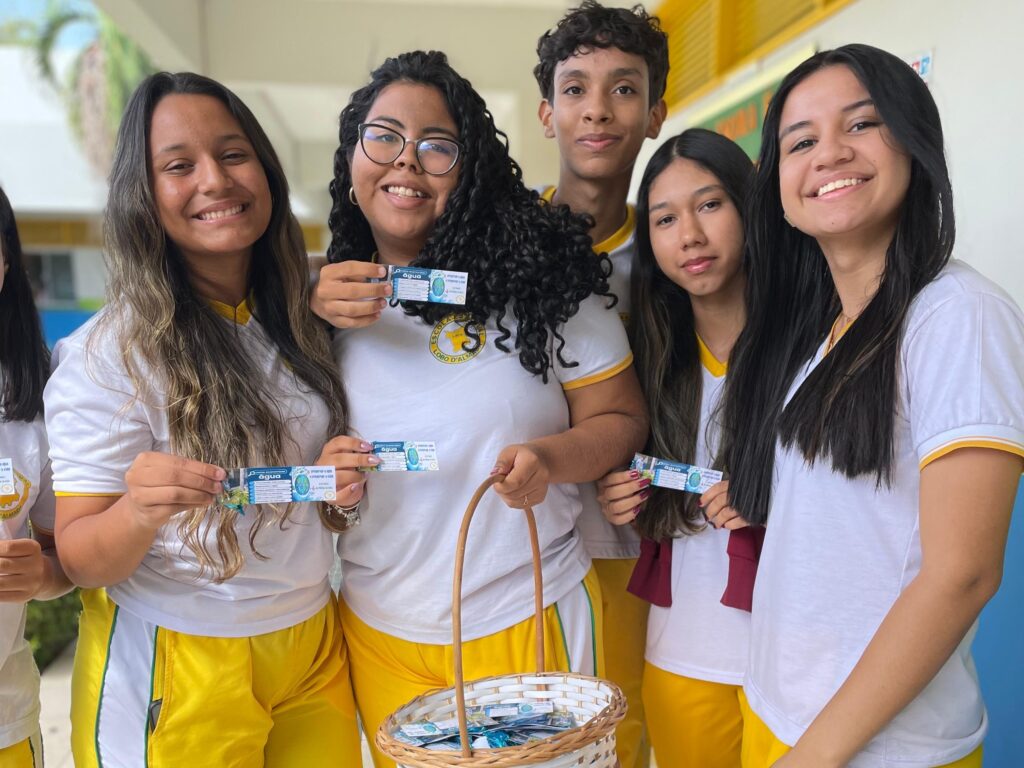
6;0;155;178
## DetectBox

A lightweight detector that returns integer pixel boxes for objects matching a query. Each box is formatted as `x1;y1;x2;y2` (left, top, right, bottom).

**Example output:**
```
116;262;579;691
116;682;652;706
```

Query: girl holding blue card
0;185;73;768
313;50;648;768
595;129;756;768
44;73;361;766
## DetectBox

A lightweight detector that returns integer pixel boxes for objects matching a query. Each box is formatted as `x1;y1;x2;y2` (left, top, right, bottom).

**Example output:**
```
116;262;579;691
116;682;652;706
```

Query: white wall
633;0;1024;306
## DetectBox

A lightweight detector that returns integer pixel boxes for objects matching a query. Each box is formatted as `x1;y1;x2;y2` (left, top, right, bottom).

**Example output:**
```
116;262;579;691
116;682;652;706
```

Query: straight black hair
721;44;954;525
631;129;753;541
0;185;50;422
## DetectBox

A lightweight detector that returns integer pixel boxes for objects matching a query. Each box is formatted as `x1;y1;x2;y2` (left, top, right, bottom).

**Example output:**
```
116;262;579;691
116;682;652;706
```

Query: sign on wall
695;82;779;159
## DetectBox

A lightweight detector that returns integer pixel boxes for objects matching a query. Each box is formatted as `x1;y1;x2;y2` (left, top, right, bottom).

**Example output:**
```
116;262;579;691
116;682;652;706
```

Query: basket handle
451;473;545;757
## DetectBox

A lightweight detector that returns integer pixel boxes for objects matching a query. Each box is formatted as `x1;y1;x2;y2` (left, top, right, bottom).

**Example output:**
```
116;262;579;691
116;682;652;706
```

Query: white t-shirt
645;343;750;685
44;303;335;637
0;410;54;749
745;261;1024;767
540;186;641;560
336;294;633;644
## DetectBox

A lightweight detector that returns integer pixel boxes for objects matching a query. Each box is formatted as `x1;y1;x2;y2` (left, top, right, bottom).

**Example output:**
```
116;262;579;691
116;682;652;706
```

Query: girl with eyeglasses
710;44;1024;767
0;185;74;768
44;73;361;766
312;50;649;767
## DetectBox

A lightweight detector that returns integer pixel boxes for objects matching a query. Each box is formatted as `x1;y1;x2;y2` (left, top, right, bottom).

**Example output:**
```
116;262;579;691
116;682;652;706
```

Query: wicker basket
376;474;627;767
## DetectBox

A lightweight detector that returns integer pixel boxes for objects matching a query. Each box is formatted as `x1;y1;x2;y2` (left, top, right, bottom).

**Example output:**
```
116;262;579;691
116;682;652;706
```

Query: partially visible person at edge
312;50;648;768
533;3;667;764
704;43;1024;768
0;184;74;768
44;72;361;766
597;128;755;768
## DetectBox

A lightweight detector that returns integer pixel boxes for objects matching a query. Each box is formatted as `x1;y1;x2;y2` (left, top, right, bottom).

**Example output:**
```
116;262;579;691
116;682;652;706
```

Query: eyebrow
648;184;724;212
779;98;877;141
155;133;248;155
557;67;643;82
368;116;458;139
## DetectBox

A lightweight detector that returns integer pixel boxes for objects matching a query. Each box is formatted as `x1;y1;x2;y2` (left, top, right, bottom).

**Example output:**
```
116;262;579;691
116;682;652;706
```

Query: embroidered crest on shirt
429;313;487;364
0;470;32;520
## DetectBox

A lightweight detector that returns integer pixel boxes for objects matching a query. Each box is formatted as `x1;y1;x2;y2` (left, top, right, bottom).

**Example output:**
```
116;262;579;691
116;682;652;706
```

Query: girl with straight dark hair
0;184;73;767
704;44;1024;767
44;73;361;766
596;128;755;767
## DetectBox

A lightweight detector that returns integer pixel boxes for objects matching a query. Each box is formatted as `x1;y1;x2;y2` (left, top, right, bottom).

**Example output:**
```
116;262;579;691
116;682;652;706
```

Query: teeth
197;204;244;220
386;185;427;199
816;178;865;197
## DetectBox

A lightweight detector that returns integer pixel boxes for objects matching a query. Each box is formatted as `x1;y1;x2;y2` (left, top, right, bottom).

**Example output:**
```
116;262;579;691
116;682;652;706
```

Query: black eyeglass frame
356;122;464;176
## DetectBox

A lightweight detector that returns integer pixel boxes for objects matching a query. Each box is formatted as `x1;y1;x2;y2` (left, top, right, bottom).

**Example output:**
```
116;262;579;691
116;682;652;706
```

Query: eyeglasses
357;123;462;176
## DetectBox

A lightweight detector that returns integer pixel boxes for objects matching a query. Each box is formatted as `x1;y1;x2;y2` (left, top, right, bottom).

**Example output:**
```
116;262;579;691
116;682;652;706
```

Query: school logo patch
429;313;486;364
0;471;32;521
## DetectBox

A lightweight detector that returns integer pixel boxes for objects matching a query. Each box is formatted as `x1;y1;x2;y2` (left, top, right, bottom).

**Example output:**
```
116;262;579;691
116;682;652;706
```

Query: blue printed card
388;266;467;305
365;441;439;472
220;466;336;510
630;453;722;494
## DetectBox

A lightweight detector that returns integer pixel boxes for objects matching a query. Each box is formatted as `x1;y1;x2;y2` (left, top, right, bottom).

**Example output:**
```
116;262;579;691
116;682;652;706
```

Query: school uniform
642;339;753;767
0;412;52;768
540;185;650;768
335;293;631;768
44;300;361;768
742;262;1024;768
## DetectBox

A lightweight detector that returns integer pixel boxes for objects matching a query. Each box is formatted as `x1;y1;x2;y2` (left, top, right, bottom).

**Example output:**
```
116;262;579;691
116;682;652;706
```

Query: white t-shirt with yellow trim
44;303;336;637
0;409;53;749
336;294;632;644
745;261;1024;766
645;340;749;685
540;186;642;560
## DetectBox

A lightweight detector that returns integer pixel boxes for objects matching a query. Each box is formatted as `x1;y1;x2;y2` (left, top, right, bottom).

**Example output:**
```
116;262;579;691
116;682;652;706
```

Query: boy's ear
647;98;668;140
538;99;556;139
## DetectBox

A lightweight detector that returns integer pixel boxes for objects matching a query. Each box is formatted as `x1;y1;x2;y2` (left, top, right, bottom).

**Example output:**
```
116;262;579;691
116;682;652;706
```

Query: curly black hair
534;1;669;103
327;50;612;380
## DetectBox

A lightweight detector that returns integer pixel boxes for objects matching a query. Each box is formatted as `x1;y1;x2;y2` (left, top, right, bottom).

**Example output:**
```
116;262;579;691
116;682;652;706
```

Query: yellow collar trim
697;335;727;378
208;297;252;325
540;186;635;254
593;204;635;255
825;314;854;356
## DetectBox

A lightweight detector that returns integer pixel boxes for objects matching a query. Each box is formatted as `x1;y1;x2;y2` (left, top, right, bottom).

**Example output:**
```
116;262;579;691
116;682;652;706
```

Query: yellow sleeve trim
920;439;1024;470
696;335;728;378
562;352;634;392
55;491;123;498
593;205;636;255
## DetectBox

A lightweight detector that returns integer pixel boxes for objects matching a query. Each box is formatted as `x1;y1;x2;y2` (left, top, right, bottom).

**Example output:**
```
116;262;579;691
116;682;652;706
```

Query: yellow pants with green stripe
0;732;41;768
341;566;604;768
739;689;984;768
70;588;361;767
593;557;650;768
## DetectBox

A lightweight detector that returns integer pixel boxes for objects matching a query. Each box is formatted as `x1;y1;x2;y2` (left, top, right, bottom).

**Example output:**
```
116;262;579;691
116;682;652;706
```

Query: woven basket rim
375;670;627;766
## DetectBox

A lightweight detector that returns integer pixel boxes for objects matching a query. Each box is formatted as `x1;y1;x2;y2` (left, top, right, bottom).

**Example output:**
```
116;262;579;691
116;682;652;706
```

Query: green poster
696;83;778;159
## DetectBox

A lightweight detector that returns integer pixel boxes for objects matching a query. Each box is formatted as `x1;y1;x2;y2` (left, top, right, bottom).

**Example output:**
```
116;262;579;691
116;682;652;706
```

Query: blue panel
39;308;95;347
975;477;1024;766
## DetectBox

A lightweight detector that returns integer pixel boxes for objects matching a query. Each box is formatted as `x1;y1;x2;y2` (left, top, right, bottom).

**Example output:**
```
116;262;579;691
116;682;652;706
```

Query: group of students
1;2;1022;767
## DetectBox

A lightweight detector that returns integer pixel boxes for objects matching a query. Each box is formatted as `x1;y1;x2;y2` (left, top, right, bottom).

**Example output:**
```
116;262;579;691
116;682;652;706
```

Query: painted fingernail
632;506;640;518
377;266;387;277
639;489;650;500
629;470;639;479
638;477;651;489
359;441;372;451
697;500;704;508
367;456;381;465
490;465;502;475
349;483;361;492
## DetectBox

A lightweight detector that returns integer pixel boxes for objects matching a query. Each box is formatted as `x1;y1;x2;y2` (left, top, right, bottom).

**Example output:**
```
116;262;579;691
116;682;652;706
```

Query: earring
348;187;358;206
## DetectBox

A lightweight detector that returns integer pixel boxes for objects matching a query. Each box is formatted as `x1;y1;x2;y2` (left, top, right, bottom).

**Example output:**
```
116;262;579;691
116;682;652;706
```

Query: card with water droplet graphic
219;465;337;511
630;452;722;494
387;266;467;305
364;441;439;472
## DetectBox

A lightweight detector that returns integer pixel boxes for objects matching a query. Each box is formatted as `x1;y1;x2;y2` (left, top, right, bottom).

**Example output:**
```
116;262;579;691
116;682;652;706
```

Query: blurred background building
2;0;1022;764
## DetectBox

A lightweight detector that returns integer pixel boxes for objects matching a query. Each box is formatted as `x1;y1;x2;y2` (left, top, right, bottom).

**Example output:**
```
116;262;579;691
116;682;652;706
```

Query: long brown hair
96;72;347;581
631;129;753;541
